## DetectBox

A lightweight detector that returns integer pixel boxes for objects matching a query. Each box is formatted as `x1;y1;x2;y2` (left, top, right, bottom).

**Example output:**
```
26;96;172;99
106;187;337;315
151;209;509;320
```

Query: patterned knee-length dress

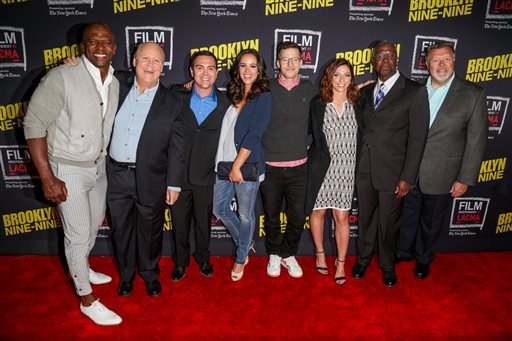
313;102;358;210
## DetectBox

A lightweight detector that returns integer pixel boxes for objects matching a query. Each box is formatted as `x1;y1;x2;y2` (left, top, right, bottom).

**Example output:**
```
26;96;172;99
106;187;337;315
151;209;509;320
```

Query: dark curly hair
227;49;270;105
320;58;359;104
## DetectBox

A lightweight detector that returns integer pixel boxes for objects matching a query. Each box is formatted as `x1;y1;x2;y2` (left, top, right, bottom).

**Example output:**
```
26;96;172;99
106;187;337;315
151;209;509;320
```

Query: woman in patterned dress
305;58;359;286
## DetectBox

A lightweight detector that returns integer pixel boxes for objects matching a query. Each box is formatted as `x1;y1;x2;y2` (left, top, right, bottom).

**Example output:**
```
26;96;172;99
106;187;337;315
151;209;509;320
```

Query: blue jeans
213;177;260;264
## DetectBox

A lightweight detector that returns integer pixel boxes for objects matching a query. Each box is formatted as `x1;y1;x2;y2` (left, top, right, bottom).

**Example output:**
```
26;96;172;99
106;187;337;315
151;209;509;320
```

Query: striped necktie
374;83;385;109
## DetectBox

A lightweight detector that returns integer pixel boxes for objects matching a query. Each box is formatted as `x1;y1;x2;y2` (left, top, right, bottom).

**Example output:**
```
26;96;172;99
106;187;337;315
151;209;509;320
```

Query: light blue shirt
190;86;217;125
426;73;455;128
109;80;158;163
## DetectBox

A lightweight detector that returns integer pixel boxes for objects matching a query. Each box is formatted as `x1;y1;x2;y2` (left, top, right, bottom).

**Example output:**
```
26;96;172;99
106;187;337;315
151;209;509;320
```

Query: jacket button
81;134;84;138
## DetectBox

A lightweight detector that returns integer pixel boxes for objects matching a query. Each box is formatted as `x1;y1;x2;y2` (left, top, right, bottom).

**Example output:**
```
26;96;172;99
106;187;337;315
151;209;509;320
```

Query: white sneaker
267;254;281;277
281;256;303;278
89;269;112;285
80;299;122;326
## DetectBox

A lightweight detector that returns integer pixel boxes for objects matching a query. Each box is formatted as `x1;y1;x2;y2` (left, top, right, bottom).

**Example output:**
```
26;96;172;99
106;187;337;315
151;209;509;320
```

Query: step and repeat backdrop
0;0;511;257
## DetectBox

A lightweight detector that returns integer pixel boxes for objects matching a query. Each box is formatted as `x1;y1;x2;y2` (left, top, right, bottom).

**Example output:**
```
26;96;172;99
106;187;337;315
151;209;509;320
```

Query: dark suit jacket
418;75;487;194
357;73;429;191
304;98;335;214
115;71;185;205
171;85;230;187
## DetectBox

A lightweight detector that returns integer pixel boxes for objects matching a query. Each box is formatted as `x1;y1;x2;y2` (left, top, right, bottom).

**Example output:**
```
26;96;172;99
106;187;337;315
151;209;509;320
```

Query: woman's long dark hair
227;49;270;105
319;58;359;104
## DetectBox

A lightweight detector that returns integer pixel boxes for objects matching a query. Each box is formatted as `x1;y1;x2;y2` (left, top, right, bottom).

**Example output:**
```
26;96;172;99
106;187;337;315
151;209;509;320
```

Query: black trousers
260;164;307;258
397;183;451;264
356;148;403;270
170;184;213;267
107;159;166;282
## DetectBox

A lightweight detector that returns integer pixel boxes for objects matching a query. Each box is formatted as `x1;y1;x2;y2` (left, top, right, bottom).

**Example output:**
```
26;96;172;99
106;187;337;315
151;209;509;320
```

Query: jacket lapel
196;88;227;128
180;92;200;127
428;76;460;132
117;74;134;110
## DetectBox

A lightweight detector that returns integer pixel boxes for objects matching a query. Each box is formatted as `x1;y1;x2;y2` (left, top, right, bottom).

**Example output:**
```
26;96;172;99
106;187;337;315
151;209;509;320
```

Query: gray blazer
418;75;488;194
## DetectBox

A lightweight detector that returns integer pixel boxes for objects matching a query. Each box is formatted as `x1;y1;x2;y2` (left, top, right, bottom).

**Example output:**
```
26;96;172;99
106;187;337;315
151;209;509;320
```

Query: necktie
374;83;385;109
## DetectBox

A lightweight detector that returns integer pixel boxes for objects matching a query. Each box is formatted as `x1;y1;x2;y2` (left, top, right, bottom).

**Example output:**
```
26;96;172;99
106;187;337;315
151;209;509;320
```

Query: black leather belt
110;158;136;170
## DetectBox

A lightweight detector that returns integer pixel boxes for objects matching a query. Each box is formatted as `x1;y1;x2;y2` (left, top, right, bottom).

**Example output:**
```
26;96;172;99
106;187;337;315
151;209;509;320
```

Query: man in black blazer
169;51;230;281
107;42;185;297
352;41;429;287
396;42;487;279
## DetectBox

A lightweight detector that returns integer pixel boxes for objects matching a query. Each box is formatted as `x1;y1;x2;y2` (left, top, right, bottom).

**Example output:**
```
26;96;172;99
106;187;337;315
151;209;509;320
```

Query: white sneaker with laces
267;254;281;277
89;268;112;285
281;256;303;278
80;299;122;326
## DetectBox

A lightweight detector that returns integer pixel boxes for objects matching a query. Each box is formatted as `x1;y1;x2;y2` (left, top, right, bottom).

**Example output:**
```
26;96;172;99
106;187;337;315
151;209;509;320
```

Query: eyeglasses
374;53;397;61
279;57;301;64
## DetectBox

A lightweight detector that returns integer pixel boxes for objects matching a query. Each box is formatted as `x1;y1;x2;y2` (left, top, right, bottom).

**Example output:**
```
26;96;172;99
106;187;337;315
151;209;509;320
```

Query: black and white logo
410;35;457;79
274;29;322;76
0;26;27;74
125;26;174;71
449;197;490;236
487;96;509;138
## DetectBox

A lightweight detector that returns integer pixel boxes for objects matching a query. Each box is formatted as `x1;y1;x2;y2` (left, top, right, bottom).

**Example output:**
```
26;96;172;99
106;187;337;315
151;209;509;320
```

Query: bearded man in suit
396;42;488;279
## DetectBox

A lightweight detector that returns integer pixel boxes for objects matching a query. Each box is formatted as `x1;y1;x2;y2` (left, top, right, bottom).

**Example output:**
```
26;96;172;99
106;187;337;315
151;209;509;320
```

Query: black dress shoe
146;280;162;297
200;262;214;277
382;269;397;287
171;266;186;282
118;280;133;296
394;256;414;264
414;262;430;279
351;263;367;279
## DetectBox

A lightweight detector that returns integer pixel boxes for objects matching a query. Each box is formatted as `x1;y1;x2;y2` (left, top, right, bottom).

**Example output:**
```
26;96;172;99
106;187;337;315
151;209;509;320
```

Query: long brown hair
319;58;359;104
227;49;270;105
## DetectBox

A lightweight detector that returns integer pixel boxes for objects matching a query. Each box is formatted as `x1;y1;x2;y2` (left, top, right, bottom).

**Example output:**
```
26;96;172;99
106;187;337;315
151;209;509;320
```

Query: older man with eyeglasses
352;40;429;287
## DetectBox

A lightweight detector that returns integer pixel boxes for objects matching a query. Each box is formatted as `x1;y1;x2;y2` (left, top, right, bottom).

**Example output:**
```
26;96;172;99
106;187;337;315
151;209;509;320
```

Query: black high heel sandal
335;259;346;286
315;250;328;276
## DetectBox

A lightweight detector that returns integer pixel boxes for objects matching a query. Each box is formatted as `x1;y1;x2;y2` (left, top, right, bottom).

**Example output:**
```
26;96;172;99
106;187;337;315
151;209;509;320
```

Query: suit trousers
260;164;307;258
397;184;451;264
107;159;166;282
170;184;213;267
356;148;403;270
50;159;107;296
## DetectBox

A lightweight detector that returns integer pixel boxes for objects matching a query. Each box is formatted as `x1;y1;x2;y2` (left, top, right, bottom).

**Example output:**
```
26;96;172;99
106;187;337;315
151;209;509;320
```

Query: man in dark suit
352;41;429;287
396;42;488;279
169;51;230;281
107;42;185;297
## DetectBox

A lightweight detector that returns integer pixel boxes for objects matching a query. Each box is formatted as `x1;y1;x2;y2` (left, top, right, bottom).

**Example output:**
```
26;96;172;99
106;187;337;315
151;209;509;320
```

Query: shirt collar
82;55;114;84
278;73;300;91
426;72;455;91
133;78;159;97
192;86;217;101
378;70;400;89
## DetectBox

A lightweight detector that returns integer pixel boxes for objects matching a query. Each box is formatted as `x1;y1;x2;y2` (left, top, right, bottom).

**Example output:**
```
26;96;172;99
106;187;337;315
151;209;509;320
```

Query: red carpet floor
0;253;511;340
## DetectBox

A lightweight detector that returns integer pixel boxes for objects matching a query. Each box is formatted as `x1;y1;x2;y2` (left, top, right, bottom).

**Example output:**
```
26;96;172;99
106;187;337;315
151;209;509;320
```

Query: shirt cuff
167;186;181;192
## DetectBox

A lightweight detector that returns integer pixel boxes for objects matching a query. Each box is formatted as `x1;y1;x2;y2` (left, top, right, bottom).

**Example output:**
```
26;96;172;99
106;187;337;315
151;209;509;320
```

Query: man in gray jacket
396;42;488;279
24;22;122;326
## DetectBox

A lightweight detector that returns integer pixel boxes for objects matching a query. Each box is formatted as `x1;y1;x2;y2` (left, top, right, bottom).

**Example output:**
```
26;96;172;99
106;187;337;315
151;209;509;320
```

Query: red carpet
0;253;511;340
